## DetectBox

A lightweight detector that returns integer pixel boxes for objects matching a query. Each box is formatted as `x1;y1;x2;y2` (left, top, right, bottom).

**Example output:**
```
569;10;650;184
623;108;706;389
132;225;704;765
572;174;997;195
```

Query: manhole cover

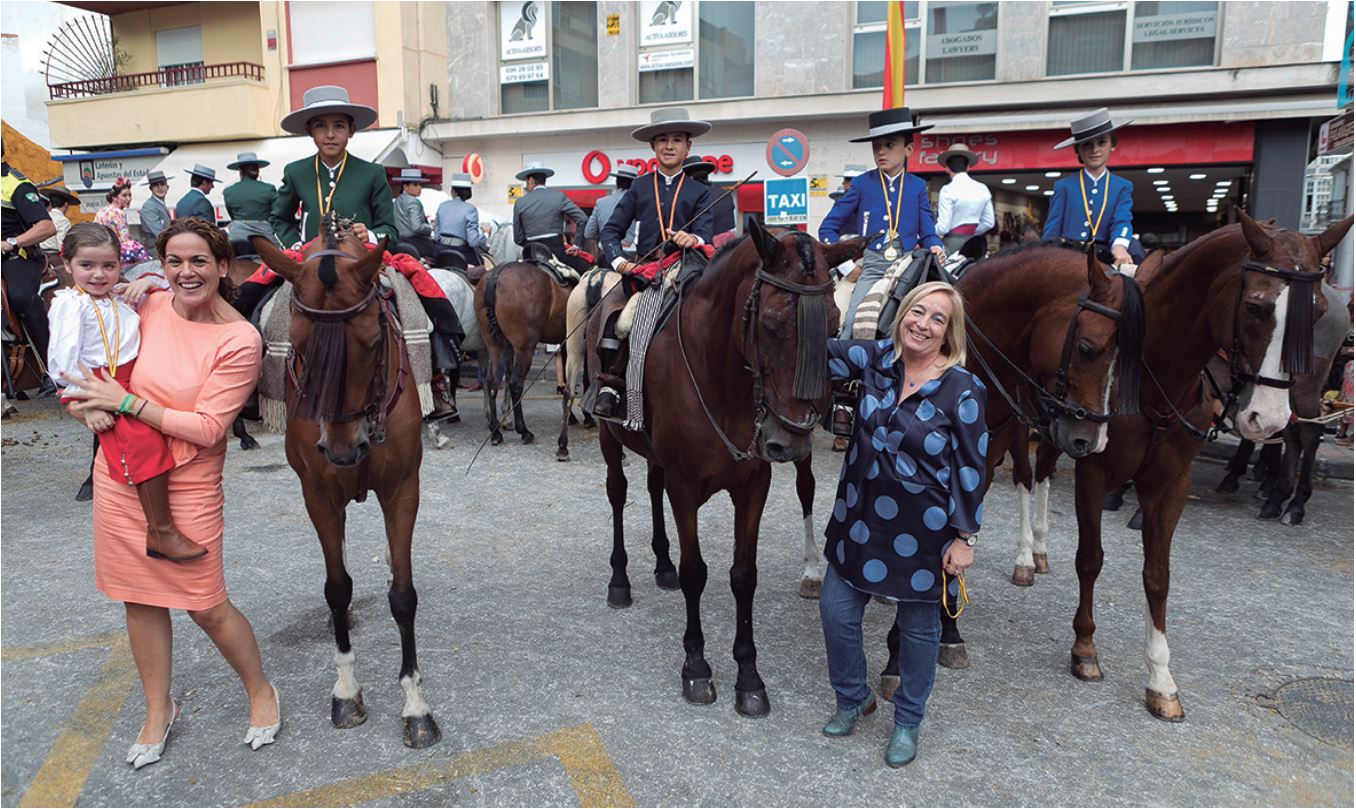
1273;678;1353;746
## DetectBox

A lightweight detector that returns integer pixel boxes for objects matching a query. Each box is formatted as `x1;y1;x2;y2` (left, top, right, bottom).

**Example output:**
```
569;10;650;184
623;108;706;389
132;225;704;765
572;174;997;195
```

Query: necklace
76;286;120;377
1078;169;1110;242
652;171;686;242
877;169;906;261
315;152;349;217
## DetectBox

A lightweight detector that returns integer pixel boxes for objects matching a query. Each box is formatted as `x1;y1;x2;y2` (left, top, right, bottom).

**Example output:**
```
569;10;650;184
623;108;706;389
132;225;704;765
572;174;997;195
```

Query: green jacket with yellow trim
224;177;278;223
269;152;397;246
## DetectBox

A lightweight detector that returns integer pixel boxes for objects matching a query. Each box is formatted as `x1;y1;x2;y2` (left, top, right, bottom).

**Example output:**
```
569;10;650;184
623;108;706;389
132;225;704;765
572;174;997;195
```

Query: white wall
0;1;88;149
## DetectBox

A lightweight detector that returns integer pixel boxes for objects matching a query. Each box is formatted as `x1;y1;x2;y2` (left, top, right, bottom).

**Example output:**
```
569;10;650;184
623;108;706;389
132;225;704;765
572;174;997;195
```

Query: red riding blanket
244;240;448;299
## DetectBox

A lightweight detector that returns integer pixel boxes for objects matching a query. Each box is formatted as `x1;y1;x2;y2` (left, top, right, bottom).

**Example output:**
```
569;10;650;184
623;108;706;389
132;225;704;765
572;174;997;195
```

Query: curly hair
154;217;238;303
104;178;132;203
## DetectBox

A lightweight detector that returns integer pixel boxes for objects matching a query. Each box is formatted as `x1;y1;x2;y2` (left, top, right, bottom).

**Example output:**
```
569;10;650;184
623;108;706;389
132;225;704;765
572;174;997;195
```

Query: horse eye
1244;302;1267;319
1077;340;1096;359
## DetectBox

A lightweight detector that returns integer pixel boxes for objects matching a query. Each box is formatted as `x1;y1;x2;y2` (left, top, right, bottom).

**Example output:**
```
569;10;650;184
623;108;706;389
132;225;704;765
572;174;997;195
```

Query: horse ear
1236;207;1273;257
1086;242;1114;300
250;236;301;282
822;235;868;268
353;238;387;284
1312;215;1354;259
747;218;780;264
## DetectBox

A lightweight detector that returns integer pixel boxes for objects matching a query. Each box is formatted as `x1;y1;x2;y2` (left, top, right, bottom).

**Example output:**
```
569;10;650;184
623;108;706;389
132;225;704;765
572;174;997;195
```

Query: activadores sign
764;176;809;226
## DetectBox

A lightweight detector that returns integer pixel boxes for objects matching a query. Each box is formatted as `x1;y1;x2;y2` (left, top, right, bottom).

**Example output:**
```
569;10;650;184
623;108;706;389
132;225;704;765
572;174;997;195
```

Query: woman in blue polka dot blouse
819;280;988;768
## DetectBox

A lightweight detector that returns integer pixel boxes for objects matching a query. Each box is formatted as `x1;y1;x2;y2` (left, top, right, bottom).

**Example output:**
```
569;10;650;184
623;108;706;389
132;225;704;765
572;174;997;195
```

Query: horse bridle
677;258;835;463
285;252;407;444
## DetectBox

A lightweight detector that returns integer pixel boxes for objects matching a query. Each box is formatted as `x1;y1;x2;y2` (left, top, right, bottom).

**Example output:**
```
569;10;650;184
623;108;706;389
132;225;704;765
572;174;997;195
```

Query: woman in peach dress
66;218;279;769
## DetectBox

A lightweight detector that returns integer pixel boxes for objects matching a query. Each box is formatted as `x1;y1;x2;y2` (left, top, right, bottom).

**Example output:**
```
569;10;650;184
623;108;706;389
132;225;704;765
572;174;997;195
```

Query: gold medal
883;245;899;261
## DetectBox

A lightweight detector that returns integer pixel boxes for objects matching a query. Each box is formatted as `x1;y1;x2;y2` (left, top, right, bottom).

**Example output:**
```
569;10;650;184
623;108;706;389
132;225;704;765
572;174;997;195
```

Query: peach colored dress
92;292;262;610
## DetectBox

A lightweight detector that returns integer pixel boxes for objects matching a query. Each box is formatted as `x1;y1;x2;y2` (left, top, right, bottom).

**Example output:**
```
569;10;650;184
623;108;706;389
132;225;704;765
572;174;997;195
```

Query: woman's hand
83;410;115;433
61;363;130;415
942;540;974;576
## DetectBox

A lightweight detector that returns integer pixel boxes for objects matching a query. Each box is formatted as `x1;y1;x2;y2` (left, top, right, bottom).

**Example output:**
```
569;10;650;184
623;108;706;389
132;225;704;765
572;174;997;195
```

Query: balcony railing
48;61;265;100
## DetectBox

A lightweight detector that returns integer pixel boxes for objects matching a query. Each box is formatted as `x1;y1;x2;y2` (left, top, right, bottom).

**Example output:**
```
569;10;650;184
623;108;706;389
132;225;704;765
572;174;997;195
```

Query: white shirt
934;172;995;237
39;209;72;252
46;289;141;393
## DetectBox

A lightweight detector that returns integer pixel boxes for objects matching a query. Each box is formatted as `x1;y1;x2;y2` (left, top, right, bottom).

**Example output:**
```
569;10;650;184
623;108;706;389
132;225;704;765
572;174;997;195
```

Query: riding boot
428;371;457;422
591;337;629;419
138;472;208;562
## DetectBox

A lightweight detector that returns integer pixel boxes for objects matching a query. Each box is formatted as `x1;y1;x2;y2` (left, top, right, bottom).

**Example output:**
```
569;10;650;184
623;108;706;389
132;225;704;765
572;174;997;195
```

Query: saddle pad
624;286;665;431
852;254;915;339
258;267;434;432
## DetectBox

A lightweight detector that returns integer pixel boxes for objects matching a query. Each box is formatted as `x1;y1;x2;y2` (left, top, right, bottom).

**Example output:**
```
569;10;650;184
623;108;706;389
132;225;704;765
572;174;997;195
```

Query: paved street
2;384;1352;807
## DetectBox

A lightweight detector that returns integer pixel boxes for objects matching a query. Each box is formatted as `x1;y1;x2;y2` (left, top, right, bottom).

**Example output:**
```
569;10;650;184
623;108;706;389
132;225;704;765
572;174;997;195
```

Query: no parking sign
766;129;810;178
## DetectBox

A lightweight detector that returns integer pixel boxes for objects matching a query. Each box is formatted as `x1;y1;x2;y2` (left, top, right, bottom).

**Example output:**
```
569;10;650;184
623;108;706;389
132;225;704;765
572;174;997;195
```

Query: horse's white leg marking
1032;478;1051;558
1239;286;1293;438
801;513;823;584
1144;604;1177;697
334;649;361;700
1094;350;1116;452
400;670;431;718
1013;482;1034;569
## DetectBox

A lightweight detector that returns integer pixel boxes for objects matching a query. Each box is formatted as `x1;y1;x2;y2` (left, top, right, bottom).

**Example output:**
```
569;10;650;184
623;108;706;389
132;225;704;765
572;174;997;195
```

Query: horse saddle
521;242;580;287
853;251;955;339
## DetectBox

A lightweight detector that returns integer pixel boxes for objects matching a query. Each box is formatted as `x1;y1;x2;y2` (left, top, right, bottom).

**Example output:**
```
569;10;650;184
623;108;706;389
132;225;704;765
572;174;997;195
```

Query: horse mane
957;242;1084;289
318;212;340;288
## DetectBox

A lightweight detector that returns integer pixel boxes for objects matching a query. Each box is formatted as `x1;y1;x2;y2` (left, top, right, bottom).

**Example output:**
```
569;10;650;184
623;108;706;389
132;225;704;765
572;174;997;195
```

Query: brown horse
249;217;441;748
474;261;576;459
589;221;865;716
951;212;1351;722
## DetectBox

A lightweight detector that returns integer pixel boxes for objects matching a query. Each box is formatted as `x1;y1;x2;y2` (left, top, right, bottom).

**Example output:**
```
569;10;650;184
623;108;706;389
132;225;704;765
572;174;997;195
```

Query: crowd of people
2;79;1350;776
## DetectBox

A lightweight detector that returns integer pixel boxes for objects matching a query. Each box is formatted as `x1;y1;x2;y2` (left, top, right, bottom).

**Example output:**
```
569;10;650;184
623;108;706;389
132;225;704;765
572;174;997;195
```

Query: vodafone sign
581;150;735;184
524;143;766;186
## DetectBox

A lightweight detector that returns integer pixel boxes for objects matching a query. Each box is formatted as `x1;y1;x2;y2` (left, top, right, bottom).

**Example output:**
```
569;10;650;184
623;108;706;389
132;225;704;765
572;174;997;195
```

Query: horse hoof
683;677;717;705
1011;566;1035;587
75;481;94;502
240;435;260;451
1216;476;1240;494
735;689;770;718
403;713;443;748
937;643;969;669
556;448;570;462
1145;689;1185;722
521;432;536;445
654;569;680;590
606;585;632;609
798;577;822;599
490;434;504;446
568;412;580;426
331;693;368;728
1281;510;1303;526
1258;503;1282;520
879;675;900;701
1126;509;1143;531
1102;491;1124;511
1033;553;1050;574
1070;653;1103;682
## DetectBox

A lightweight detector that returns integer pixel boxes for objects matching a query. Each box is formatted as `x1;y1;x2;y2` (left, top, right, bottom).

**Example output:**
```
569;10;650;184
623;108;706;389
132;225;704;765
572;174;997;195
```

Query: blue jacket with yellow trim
1042;170;1134;246
819;169;942;253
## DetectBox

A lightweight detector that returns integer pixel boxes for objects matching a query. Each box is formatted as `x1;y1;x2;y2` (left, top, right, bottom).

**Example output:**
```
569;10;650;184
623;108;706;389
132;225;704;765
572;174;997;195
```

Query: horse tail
482;266;505;343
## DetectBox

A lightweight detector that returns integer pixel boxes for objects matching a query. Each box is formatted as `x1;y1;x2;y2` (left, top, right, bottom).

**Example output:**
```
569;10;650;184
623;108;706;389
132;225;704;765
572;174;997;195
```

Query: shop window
637;1;755;104
924;2;998;83
1047;0;1219;76
852;1;919;89
499;1;599;115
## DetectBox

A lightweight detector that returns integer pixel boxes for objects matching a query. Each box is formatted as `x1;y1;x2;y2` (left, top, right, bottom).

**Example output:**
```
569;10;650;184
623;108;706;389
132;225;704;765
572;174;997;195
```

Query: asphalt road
2;383;1352;807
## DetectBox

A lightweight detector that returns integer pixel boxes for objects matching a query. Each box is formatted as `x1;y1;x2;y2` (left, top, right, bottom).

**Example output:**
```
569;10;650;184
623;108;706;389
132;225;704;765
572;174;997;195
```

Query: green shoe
821;694;877;737
885;725;919;768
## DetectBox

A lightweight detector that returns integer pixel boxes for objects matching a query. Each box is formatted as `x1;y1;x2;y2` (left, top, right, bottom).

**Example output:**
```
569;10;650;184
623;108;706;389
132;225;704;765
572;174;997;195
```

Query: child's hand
115;276;161;307
84;410;115;433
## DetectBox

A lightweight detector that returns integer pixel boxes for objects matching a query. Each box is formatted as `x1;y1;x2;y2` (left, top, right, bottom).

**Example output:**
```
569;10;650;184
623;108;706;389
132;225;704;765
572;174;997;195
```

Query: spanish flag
882;0;907;109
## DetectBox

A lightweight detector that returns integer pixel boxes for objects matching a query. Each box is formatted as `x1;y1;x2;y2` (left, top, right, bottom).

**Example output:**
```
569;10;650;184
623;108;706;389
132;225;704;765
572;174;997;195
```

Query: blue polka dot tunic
825;339;988;603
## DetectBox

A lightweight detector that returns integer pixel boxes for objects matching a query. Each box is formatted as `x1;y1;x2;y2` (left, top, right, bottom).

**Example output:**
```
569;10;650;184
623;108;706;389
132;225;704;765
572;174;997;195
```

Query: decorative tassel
794;291;828;400
295;319;348;422
1114;274;1145;414
1281;279;1315;375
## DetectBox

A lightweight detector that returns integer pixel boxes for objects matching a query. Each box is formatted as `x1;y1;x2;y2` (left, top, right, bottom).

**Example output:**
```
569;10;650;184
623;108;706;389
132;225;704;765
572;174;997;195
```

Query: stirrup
591;385;623;419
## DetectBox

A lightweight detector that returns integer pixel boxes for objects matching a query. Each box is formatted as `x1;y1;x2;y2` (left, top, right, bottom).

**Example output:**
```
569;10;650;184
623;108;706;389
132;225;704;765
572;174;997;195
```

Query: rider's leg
837;251;891;339
2;256;53;381
232;278;279;320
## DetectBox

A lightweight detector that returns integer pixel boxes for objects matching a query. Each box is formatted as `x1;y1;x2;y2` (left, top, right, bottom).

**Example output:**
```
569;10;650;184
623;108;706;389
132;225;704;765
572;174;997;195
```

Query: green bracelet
118;394;136;414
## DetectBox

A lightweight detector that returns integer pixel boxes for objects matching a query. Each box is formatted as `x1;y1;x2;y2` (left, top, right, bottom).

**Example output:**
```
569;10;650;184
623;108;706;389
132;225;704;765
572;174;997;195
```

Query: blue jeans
819;565;941;728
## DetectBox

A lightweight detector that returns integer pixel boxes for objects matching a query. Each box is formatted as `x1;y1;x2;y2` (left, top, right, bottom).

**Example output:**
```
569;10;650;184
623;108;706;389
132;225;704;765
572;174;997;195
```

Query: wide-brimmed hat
281;85;378;136
848;107;934;143
829;189;846;201
227;151;270;170
515;162;555;182
394;168;433;185
42;186;81;206
631;107;711;142
610;164;640;181
184;164;218;183
937;144;980;170
448;172;473;190
142;170;170;186
842;164;870;178
682;155;715;175
1054;108;1133;150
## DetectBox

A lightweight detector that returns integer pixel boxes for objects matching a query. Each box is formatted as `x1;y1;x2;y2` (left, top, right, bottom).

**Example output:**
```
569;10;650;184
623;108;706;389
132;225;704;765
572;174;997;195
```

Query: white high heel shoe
126;701;178;770
243;685;281;751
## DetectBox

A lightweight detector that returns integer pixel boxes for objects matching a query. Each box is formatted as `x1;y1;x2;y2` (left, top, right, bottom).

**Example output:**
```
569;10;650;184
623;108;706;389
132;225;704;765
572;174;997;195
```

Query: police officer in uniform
512;162;590;273
174;164;218;222
139;170;172;242
1041;108;1136;267
434;173;487;268
820;107;943;338
1;142;56;394
223;152;277;242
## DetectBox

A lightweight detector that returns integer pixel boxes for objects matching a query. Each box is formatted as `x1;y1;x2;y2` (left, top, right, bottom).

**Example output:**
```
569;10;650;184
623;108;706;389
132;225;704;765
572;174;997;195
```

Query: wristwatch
4;237;17;251
958;533;978;547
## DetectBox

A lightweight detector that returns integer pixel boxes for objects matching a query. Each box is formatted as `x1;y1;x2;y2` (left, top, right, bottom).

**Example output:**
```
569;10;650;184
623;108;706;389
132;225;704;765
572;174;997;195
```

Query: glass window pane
852;27;919;88
925;1;998;83
857;1;887;25
552;1;598;109
640;68;693;103
1047;10;1125;75
698;0;754;99
1130;1;1216;70
502;80;549;114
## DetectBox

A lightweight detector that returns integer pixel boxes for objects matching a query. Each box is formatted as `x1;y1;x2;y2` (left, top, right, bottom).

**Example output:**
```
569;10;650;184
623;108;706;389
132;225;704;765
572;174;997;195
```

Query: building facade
425;0;1352;268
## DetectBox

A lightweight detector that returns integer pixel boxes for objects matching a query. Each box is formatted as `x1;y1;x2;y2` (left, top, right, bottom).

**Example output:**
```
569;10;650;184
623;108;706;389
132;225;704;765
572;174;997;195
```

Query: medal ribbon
652;171;686;242
76;286;120;377
877;169;906;247
314;152;350;218
1078;170;1110;243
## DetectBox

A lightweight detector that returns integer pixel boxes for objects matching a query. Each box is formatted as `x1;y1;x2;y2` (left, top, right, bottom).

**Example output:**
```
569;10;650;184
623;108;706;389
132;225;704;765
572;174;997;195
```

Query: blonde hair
891;280;968;370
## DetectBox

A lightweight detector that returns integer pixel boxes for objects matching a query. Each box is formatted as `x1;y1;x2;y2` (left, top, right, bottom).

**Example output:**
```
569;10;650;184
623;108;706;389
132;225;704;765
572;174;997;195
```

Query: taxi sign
764;176;809;226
